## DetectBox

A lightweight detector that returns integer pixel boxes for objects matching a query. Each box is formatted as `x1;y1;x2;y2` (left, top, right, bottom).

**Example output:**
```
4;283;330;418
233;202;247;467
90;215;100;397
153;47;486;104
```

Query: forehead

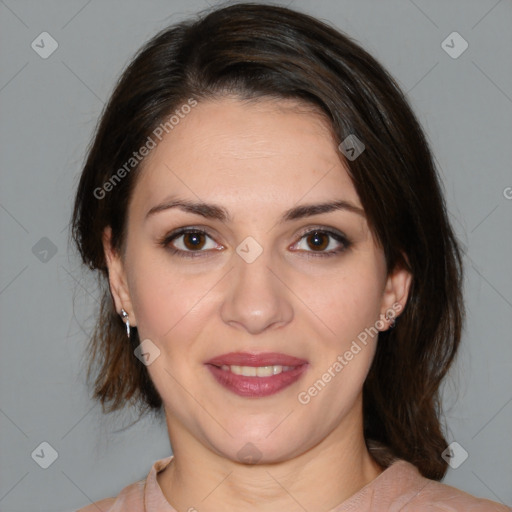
130;97;361;215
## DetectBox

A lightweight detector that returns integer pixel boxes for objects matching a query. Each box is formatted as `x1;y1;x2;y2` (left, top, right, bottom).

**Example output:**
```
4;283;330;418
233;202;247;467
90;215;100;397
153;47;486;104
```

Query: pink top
76;455;510;511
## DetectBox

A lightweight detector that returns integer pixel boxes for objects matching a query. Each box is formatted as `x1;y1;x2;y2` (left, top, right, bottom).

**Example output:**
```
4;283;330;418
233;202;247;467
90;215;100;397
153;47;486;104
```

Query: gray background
0;0;511;510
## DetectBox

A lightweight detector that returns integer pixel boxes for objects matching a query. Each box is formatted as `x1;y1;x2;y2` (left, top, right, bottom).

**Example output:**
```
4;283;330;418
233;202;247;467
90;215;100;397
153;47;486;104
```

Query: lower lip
206;364;308;398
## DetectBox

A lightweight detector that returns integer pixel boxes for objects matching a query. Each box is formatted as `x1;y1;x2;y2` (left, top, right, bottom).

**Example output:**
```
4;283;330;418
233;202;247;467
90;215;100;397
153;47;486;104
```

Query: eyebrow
145;197;365;223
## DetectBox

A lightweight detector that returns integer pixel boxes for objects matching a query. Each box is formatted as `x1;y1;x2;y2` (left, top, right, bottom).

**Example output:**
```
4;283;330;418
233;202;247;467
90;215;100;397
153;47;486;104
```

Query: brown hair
71;2;464;480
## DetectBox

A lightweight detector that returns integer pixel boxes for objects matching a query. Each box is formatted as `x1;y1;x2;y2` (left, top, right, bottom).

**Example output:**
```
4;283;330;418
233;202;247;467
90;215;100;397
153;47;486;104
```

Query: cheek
129;265;173;339
295;263;384;417
126;250;219;344
297;259;385;348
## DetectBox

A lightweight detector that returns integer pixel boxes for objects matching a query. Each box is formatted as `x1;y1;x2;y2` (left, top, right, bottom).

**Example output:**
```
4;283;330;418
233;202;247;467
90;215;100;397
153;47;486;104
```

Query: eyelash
158;226;352;260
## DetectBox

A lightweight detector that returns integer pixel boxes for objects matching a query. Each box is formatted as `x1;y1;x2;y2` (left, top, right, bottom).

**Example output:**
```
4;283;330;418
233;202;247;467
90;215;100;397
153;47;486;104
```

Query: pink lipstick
205;352;308;398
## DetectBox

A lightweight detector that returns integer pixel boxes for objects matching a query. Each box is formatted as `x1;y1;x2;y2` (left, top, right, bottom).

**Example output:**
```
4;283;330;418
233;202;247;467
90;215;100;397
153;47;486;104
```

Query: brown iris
306;231;329;251
183;232;207;251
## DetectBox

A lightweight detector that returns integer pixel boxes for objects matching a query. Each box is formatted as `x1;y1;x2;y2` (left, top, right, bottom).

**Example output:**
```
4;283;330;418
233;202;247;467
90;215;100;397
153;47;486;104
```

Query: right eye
158;228;223;258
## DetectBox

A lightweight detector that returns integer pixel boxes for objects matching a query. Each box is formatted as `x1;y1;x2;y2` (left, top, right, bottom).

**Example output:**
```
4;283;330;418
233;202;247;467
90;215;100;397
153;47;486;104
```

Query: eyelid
294;224;347;240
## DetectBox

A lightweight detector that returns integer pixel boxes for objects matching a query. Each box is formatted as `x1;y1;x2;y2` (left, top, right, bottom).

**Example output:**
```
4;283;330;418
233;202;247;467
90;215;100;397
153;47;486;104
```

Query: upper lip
205;352;308;367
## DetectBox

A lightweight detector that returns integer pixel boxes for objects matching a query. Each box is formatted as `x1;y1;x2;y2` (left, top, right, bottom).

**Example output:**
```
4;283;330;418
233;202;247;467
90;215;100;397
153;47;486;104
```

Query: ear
102;226;137;327
378;262;412;331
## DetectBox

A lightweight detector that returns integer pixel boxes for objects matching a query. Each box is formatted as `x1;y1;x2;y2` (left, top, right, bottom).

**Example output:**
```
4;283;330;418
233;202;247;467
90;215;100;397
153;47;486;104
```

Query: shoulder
388;461;511;511
367;442;510;511
75;496;116;512
74;455;173;512
75;479;145;511
413;479;511;511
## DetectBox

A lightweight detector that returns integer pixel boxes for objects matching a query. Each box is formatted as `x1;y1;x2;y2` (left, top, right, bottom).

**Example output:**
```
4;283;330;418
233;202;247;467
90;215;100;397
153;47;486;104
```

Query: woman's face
104;97;410;463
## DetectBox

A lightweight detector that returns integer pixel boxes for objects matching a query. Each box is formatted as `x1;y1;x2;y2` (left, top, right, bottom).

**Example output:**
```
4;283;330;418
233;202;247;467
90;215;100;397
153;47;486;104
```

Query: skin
103;97;412;512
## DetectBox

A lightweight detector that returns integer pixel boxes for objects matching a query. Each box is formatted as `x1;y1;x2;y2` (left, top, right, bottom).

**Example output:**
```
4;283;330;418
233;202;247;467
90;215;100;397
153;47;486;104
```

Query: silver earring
121;308;130;338
386;313;396;328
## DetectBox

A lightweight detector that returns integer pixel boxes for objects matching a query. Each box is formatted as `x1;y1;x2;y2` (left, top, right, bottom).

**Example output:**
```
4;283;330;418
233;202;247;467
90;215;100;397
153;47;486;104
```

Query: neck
157;404;383;512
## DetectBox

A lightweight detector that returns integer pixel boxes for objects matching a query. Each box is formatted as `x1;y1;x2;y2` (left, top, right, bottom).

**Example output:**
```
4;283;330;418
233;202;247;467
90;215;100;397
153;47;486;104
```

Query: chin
206;423;312;466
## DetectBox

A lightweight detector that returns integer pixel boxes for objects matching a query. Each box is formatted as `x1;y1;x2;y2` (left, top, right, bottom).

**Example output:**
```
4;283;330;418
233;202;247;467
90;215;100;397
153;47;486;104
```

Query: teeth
221;365;294;376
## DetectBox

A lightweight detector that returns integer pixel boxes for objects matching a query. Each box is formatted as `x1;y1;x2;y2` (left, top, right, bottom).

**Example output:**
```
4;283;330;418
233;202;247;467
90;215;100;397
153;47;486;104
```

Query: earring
386;312;396;329
121;308;130;338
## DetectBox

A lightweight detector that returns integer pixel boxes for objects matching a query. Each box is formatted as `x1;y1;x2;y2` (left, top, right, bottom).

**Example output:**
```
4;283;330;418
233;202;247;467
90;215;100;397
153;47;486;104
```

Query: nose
220;246;294;335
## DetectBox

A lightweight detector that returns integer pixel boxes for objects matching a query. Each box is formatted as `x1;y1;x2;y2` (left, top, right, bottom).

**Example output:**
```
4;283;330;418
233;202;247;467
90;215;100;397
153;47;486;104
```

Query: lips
205;352;309;398
206;352;308;367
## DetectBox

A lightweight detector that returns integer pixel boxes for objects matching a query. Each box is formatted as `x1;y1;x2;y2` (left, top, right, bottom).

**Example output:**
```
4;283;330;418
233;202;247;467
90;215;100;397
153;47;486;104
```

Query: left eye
292;230;349;256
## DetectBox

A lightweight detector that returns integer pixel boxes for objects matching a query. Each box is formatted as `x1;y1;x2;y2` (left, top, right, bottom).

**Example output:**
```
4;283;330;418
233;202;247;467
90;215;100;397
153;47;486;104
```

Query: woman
72;3;510;511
